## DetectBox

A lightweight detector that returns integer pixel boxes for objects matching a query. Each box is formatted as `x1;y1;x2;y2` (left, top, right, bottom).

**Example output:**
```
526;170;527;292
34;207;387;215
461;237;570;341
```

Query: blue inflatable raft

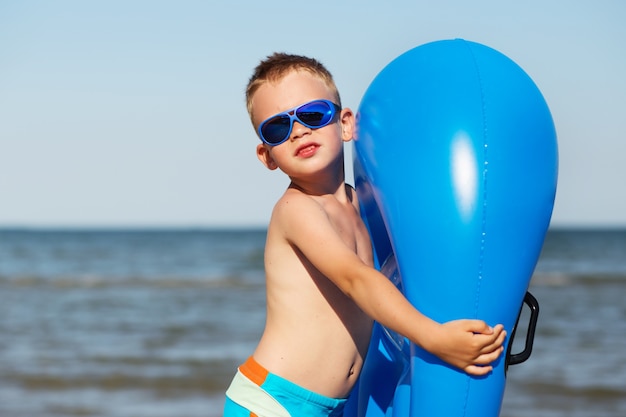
345;39;558;417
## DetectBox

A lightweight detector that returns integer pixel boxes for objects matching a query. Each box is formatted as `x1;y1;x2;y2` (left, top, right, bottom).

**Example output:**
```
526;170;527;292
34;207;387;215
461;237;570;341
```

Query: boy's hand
425;320;507;376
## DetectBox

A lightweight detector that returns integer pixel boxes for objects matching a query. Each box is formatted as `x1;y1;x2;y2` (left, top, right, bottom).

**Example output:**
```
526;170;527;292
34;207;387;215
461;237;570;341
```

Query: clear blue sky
1;1;624;228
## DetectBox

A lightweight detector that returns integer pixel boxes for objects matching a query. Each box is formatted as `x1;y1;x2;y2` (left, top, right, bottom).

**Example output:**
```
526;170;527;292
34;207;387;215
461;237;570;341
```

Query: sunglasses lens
296;101;334;126
261;116;291;144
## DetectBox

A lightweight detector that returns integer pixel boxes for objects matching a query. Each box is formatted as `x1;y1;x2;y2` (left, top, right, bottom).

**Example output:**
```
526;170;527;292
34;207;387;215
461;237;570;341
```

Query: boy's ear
340;108;356;142
256;143;278;170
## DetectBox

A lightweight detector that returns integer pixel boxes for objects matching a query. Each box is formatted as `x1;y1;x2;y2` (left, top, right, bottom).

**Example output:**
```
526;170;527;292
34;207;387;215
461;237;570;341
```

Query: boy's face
251;70;354;177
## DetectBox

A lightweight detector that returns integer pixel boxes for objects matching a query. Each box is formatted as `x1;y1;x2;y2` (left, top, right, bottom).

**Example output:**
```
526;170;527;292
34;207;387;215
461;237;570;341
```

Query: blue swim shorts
223;356;347;417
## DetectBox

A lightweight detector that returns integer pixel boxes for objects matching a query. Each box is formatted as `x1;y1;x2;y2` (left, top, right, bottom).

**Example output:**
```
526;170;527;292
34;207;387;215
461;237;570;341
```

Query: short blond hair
245;53;341;121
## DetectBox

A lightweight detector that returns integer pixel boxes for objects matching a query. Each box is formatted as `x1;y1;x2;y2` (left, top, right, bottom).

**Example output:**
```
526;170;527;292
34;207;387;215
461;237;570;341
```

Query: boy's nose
290;121;311;140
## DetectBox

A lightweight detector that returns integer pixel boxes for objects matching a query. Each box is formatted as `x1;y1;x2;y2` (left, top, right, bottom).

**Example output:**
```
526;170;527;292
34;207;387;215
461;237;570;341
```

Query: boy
223;53;506;417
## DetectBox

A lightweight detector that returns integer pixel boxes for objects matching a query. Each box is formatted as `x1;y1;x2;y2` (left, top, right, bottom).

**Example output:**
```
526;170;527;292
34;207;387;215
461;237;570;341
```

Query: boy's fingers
467;321;505;338
489;324;505;336
465;364;493;376
474;346;505;365
477;330;507;355
465;320;493;334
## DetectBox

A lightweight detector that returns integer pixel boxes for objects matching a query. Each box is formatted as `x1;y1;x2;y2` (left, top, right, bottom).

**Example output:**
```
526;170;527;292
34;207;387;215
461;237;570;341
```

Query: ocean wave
0;274;264;290
9;372;229;393
3;353;248;395
519;380;626;400
531;272;626;287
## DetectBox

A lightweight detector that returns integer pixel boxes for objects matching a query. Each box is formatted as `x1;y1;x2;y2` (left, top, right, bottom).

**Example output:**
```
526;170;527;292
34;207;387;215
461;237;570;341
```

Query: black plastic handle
506;291;540;371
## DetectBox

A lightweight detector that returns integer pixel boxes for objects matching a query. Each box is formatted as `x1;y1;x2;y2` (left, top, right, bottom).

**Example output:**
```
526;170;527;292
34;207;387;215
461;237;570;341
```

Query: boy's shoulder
272;187;323;221
267;189;332;250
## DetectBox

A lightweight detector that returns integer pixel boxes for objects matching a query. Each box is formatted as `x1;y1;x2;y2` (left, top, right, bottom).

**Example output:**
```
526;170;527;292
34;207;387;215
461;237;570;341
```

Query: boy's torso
252;185;374;399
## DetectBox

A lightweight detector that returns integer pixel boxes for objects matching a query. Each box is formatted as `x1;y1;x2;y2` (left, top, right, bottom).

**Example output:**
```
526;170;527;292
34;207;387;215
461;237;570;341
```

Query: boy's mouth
295;143;319;157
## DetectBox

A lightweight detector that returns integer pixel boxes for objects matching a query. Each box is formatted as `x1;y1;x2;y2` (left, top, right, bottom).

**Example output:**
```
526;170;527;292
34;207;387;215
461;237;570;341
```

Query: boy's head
245;53;341;123
246;53;354;175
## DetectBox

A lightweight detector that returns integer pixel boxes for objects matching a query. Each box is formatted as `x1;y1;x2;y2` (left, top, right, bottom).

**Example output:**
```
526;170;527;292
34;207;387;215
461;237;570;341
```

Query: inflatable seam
462;38;491;417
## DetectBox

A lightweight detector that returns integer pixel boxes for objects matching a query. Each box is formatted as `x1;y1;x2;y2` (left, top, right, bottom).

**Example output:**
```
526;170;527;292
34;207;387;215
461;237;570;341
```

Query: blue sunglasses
257;99;341;146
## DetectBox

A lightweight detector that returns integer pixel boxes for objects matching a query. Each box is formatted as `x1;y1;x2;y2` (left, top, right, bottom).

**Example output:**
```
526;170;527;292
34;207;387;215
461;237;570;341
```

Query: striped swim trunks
223;356;347;417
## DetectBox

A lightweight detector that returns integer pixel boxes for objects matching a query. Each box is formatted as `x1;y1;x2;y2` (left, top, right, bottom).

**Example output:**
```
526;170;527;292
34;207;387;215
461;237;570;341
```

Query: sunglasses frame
257;99;342;146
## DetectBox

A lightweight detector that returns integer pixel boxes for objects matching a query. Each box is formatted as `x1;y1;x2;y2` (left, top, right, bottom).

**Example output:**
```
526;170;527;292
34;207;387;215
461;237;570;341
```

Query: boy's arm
276;194;506;375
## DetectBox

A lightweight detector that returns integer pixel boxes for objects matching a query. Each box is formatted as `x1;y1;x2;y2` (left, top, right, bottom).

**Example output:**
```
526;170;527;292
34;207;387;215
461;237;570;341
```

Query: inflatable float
344;39;558;416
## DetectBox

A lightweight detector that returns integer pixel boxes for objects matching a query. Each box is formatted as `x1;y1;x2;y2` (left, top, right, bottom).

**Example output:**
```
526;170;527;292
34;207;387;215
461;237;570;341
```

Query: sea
0;228;625;417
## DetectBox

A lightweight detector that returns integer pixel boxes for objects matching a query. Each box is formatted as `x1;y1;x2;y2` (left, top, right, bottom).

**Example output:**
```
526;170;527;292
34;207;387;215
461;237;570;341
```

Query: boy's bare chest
328;207;373;264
